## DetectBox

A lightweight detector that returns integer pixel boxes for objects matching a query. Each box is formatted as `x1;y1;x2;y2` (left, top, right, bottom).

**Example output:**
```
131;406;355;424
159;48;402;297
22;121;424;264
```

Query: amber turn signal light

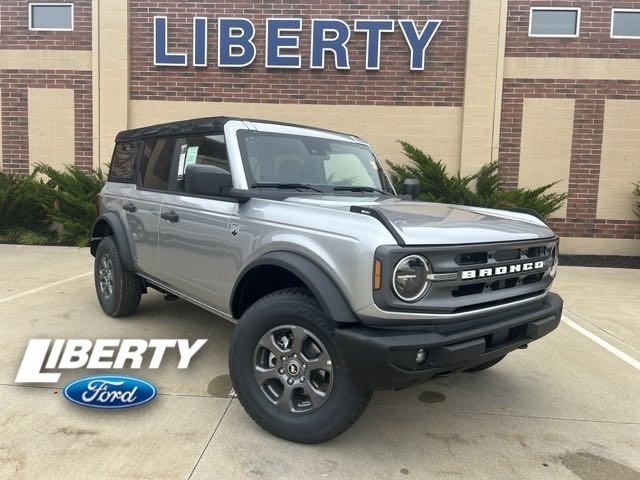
373;259;382;290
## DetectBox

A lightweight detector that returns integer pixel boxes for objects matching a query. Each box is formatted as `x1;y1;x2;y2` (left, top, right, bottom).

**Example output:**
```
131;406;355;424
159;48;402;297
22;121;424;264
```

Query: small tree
634;182;640;218
386;141;568;219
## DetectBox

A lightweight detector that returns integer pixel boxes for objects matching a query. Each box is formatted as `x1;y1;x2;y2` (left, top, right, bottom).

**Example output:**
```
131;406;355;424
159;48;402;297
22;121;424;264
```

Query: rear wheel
94;236;142;317
229;288;371;443
464;354;507;372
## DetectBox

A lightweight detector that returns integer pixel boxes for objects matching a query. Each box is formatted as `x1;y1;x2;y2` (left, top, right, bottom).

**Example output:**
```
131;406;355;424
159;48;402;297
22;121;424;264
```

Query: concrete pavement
0;245;638;479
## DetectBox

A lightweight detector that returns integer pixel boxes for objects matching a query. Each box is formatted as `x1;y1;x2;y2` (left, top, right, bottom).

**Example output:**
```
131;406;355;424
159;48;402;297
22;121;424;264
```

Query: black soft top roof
114;116;359;143
115;116;229;142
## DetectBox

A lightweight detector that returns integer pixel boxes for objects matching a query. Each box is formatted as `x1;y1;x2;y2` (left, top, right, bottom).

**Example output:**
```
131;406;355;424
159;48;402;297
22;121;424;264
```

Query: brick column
566;98;605;224
459;0;508;176
1;82;29;174
497;81;524;188
97;0;129;167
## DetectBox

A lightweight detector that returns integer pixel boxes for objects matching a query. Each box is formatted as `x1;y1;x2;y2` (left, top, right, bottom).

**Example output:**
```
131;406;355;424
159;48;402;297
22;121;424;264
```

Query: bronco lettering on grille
460;261;545;280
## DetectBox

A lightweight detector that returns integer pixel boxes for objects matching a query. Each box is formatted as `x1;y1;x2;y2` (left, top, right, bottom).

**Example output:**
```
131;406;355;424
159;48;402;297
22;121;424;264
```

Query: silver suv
91;117;563;443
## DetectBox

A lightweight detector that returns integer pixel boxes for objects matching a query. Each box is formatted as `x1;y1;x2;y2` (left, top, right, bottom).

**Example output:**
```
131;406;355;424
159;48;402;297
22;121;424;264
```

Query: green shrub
0;172;51;237
634;182;640;218
33;163;104;247
6;227;52;245
387;141;568;219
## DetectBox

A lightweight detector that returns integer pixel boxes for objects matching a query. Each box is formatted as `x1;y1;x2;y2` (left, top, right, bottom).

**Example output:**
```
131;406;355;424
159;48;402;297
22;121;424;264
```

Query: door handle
161;210;180;223
122;202;137;213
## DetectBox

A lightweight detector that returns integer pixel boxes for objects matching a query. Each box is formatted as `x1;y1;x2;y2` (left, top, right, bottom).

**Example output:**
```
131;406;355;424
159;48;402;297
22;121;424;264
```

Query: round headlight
392;255;430;302
549;245;559;277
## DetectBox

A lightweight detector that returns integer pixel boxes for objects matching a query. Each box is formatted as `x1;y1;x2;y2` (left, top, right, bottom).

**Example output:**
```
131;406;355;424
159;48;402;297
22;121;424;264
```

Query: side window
139;137;177;191
173;133;229;193
108;142;137;182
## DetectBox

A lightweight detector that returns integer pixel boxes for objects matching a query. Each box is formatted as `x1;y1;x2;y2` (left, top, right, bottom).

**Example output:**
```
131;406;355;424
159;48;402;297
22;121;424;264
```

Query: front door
157;133;237;313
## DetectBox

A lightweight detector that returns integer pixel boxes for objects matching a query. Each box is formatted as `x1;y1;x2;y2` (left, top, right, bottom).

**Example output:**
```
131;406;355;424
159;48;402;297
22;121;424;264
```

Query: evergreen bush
386;141;568;219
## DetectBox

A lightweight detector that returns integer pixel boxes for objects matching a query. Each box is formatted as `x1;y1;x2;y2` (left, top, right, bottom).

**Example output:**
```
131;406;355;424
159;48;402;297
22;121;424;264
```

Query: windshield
236;130;394;194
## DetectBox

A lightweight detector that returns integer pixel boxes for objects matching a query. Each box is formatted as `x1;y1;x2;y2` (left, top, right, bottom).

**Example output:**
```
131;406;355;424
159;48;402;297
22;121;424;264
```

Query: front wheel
229;288;371;443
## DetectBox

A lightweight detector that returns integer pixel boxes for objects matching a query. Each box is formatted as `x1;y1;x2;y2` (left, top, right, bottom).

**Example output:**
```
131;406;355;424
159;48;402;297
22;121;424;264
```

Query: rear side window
139;137;177;191
109;142;137;182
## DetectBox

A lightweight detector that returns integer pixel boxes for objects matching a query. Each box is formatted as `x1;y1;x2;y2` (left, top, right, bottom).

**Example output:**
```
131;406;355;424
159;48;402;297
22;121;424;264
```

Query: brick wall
0;71;93;174
0;1;93;172
129;0;468;106
499;79;640;240
506;0;640;58
0;0;92;50
502;1;640;243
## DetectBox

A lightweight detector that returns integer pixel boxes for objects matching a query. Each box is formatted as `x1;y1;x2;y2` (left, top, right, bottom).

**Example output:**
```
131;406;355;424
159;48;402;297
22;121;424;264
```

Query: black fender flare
90;213;135;271
231;251;360;324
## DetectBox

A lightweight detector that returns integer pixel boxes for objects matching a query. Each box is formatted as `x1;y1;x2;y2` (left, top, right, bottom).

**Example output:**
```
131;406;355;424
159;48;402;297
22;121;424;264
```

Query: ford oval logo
63;375;157;409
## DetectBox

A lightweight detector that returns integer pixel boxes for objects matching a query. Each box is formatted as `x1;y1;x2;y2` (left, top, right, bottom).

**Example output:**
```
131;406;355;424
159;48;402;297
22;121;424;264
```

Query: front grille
450;244;549;298
523;273;544;285
455;245;549;267
456;252;488;265
488;248;520;262
489;277;518;291
452;282;485;297
374;238;557;314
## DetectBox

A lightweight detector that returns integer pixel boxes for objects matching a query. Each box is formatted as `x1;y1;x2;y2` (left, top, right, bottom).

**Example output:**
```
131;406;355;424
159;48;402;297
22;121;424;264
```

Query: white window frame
610;8;640;39
528;7;581;38
28;3;74;32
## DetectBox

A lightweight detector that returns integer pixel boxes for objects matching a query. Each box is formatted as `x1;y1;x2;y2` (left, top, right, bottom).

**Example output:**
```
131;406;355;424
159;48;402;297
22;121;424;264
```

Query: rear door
157;133;237;312
123;137;178;278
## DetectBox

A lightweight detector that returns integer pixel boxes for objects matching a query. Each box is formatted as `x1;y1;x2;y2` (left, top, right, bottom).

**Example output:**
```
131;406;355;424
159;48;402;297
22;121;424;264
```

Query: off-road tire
464;354;507;372
229;287;372;443
94;236;142;317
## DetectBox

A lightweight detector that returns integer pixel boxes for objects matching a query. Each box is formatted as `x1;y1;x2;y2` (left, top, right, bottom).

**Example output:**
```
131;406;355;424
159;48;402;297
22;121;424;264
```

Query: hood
283;195;555;245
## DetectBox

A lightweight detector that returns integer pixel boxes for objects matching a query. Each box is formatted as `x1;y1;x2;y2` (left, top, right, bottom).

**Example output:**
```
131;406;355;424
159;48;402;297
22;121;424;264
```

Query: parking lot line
562;315;640;371
0;271;92;304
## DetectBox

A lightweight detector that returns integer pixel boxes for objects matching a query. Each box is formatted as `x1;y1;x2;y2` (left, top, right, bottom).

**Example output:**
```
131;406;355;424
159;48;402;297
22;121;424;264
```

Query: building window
529;7;580;38
29;3;73;31
611;9;640;39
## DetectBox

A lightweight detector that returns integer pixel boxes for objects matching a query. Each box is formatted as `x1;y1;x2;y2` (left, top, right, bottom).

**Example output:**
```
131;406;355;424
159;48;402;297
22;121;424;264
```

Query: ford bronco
91;117;563;443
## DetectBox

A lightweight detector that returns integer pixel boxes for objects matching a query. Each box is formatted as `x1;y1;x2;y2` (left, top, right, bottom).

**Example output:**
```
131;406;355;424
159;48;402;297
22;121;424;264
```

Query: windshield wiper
333;186;392;196
251;182;324;193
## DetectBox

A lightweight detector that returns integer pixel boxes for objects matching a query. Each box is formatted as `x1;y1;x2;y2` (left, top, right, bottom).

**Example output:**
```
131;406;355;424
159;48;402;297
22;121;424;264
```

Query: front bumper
334;292;563;390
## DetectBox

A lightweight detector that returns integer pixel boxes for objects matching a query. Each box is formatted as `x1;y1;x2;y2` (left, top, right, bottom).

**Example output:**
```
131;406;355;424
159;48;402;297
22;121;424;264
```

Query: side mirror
184;164;232;197
402;178;420;200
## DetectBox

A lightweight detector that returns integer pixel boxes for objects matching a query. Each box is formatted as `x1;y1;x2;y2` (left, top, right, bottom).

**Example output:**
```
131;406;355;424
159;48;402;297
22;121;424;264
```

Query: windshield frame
235;128;396;195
